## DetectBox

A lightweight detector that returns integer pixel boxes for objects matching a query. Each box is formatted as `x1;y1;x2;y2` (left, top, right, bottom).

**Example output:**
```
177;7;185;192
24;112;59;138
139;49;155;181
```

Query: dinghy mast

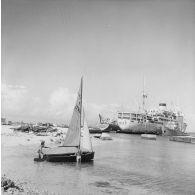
78;77;83;154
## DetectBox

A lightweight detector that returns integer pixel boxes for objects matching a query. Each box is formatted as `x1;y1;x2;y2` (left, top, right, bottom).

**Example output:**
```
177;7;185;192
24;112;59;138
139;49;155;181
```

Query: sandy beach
1;125;70;148
1;125;106;148
1;125;115;195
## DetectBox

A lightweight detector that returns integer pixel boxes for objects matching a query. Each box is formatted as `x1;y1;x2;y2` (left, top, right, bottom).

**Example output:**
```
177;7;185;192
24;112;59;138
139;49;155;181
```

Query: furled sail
63;78;82;147
81;109;93;152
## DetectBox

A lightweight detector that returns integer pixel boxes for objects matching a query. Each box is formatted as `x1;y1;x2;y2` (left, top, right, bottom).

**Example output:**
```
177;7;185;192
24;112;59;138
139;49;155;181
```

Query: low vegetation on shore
1;175;58;195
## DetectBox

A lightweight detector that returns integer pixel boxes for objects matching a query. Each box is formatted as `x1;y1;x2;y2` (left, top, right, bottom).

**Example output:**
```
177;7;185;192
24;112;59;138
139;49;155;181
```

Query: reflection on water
2;134;195;195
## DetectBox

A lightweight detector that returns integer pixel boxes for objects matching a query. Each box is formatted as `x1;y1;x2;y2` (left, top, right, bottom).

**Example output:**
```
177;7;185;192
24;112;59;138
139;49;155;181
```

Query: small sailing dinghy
42;77;94;162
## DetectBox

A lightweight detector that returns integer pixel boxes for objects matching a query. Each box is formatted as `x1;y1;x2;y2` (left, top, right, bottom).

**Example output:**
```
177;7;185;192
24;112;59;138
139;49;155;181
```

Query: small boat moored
93;134;102;138
141;134;157;140
169;136;195;144
100;133;112;140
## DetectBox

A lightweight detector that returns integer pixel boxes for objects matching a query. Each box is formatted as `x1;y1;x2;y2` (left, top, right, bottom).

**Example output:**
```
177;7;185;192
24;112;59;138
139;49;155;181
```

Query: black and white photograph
1;0;195;194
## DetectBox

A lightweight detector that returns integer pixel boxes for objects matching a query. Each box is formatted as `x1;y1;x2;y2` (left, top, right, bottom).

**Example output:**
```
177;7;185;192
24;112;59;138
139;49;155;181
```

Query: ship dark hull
89;123;120;133
89;124;110;134
44;152;94;162
100;123;120;132
118;122;187;136
108;124;121;131
118;123;162;135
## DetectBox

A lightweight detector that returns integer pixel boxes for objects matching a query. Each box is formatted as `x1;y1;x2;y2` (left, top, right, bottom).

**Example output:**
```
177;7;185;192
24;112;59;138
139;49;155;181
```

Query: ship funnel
159;103;166;111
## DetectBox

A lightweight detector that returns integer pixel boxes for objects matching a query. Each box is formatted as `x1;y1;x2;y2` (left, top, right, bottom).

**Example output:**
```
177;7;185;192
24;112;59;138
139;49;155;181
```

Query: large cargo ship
117;91;187;135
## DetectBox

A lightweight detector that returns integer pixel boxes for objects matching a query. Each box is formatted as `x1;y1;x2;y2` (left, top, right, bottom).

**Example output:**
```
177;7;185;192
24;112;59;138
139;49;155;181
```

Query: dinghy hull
44;153;76;162
44;152;94;162
81;152;95;162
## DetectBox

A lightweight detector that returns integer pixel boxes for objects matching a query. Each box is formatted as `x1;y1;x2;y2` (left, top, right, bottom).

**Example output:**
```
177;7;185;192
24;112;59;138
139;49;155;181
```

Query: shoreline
1;125;119;195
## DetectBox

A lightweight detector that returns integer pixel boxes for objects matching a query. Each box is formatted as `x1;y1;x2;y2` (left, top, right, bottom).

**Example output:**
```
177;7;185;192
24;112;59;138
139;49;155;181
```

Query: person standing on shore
37;141;45;159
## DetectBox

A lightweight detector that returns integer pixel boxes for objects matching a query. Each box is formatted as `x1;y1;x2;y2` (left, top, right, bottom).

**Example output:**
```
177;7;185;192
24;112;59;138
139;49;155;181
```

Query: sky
1;0;195;131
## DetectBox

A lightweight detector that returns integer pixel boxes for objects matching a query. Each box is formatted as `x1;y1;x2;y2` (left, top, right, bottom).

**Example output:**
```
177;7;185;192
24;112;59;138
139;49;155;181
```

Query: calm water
2;134;195;195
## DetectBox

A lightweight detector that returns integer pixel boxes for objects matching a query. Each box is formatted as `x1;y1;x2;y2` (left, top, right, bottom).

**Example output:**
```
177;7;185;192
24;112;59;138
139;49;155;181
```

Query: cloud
1;83;28;114
1;83;43;121
47;87;121;125
48;87;76;122
1;83;121;125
